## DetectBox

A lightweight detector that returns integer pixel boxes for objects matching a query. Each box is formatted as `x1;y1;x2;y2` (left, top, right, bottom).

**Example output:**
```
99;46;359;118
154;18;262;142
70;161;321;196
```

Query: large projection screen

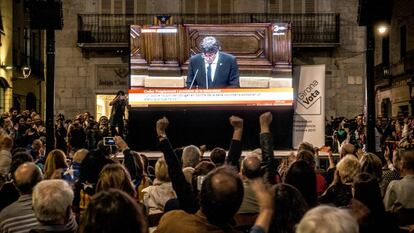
129;23;293;108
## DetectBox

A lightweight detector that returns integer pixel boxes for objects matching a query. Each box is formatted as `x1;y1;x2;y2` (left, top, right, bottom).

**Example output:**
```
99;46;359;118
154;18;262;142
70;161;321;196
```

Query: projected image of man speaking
186;36;240;89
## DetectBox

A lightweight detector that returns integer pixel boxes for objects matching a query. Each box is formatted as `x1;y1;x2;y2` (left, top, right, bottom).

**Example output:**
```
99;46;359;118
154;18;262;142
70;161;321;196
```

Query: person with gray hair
0;162;43;233
186;36;240;89
31;179;76;233
182;145;201;184
182;145;201;168
296;205;359;233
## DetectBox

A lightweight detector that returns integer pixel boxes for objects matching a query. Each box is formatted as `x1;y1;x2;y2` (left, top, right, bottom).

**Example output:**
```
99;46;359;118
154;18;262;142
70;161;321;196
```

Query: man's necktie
207;64;212;88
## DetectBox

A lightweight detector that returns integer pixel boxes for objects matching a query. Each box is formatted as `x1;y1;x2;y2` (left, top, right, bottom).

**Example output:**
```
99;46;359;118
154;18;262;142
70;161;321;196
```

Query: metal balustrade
77;13;340;46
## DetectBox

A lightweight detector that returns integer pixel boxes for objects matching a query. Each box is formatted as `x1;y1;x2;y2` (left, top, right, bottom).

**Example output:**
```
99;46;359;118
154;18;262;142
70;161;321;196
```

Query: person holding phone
109;90;128;137
186;36;240;89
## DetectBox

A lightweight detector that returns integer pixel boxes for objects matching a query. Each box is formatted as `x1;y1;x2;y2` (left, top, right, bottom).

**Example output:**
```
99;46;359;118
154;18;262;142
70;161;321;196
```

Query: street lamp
377;25;388;34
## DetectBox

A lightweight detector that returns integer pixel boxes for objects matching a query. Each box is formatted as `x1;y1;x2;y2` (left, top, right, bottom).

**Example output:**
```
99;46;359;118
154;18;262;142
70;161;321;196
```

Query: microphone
189;69;199;89
205;66;209;89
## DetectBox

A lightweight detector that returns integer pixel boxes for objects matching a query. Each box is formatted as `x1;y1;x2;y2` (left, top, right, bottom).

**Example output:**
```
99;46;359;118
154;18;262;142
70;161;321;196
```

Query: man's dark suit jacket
186;52;240;89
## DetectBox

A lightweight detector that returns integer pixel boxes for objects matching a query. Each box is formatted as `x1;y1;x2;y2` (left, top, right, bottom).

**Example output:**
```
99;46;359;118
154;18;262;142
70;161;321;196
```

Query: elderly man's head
296;205;358;233
32;180;74;224
241;156;262;179
200;166;244;226
182;145;201;168
340;143;356;159
14;162;43;195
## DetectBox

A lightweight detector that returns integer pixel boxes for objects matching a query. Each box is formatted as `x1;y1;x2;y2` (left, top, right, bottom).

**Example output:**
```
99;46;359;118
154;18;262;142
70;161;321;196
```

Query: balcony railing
77;13;340;47
375;63;391;80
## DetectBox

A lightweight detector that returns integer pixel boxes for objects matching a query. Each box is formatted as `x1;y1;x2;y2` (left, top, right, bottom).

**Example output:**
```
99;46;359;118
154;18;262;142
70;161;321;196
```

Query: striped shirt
0;194;38;233
0;194;78;233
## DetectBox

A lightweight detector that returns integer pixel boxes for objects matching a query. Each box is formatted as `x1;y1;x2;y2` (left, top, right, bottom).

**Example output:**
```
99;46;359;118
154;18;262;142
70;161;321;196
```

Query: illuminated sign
141;28;178;33
272;24;287;35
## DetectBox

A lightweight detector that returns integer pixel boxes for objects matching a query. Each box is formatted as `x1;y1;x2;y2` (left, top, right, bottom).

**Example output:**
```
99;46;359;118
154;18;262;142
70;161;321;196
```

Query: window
270;0;315;13
399;105;409;116
0;78;10;114
26;92;37;112
381;98;391;118
96;94;116;120
382;36;389;64
0;87;5;114
400;25;406;59
182;0;232;14
100;0;234;15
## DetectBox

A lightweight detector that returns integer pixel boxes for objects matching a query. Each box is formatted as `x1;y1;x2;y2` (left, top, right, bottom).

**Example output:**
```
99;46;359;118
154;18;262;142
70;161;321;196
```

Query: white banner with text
129;88;293;107
293;65;326;148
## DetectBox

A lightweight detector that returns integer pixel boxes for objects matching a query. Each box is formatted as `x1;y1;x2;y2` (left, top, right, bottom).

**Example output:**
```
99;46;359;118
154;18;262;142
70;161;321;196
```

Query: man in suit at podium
186;36;240;89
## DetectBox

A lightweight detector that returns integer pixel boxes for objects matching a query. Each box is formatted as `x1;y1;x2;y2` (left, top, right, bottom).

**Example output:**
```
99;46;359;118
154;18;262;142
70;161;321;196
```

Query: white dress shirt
204;51;220;83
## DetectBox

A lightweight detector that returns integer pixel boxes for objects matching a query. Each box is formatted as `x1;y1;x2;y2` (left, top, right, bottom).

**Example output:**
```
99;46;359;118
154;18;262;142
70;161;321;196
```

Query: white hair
32;179;74;222
182;145;201;168
337;155;361;184
296;205;359;233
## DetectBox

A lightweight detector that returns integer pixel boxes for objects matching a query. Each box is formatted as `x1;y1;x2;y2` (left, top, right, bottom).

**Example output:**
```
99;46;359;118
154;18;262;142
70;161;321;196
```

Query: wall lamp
0;64;13;70
0;63;31;79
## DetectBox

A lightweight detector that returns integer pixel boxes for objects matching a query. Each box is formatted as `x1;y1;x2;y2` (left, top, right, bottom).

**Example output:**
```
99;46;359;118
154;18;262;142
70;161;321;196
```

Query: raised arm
249;178;274;233
259;112;278;185
156;117;199;213
114;136;137;180
109;96;118;106
226;116;243;168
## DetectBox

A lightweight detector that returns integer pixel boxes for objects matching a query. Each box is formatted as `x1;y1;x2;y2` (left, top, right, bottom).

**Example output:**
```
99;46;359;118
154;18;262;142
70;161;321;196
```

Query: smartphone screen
103;137;116;146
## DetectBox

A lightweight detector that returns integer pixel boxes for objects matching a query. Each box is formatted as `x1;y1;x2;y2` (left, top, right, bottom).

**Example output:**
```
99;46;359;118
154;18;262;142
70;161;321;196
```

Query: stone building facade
374;0;414;118
0;0;13;114
54;0;366;119
0;0;47;115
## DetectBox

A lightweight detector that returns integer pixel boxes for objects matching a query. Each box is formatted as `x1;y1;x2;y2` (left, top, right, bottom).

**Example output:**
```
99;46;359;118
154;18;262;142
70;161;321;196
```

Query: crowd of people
0;107;414;233
327;113;414;154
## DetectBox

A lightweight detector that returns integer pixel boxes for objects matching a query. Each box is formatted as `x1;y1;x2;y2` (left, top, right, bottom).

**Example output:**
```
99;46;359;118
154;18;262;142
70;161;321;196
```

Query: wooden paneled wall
130;23;291;77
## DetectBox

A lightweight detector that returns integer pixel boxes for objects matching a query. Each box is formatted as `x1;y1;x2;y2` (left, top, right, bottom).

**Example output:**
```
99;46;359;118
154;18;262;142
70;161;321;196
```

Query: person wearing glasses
186;36;240;89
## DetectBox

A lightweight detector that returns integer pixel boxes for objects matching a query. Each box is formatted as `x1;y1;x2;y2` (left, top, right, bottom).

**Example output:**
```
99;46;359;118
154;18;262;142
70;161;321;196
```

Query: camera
103;137;116;146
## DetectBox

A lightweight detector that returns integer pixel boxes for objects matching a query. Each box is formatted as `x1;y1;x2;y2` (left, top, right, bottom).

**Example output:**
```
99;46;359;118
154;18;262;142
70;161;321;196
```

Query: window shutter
221;0;232;13
125;0;134;14
282;0;292;13
101;0;111;13
293;0;303;13
198;0;208;13
305;0;315;12
184;0;196;13
113;0;123;13
210;0;219;13
136;0;146;13
269;0;280;13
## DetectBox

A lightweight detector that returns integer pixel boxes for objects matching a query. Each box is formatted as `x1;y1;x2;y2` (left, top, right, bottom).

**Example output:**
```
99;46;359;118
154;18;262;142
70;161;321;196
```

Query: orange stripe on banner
130;100;293;105
128;88;293;94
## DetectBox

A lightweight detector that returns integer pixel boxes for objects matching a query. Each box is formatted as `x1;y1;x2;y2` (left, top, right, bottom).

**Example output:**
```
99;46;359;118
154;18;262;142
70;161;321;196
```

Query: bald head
200;166;244;226
14;162;43;194
241;156;262;179
340;143;355;158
